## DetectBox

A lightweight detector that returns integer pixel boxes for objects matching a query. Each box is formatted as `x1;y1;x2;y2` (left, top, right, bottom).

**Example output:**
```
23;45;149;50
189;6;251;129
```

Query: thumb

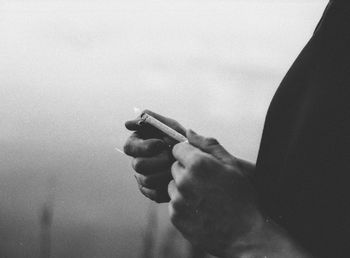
186;129;235;164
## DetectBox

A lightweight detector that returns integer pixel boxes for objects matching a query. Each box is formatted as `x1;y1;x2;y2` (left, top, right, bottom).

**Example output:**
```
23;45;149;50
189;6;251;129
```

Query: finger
124;132;167;157
135;172;172;189
138;184;156;199
171;161;196;199
168;202;192;235
125;119;161;138
125;109;144;130
186;129;234;164
167;180;187;204
125;119;142;131
172;142;203;167
131;151;173;175
168;182;194;232
167;179;178;200
137;184;170;203
171;161;187;185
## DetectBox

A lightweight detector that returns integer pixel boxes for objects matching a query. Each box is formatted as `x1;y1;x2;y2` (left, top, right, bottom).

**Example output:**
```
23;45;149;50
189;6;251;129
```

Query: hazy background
0;1;327;257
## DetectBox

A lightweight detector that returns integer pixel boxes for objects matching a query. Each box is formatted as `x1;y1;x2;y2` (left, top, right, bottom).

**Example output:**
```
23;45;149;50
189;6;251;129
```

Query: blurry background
0;0;327;257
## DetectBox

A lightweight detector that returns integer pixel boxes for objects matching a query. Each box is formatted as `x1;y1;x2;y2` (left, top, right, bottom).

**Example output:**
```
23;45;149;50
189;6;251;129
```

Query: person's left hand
168;130;263;257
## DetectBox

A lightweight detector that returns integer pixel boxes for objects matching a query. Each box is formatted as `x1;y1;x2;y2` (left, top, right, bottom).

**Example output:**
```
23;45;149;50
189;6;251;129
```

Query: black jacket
254;1;350;257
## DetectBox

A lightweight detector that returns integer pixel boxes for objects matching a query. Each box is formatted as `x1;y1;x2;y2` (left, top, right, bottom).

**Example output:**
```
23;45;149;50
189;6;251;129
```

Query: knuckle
171;161;185;181
172;197;185;212
123;133;139;156
168;178;175;191
143;142;159;154
189;153;205;170
139;186;156;201
142;144;151;154
172;143;181;156
168;180;177;199
142;175;152;187
169;202;180;225
136;174;151;188
177;175;191;193
138;185;148;196
172;200;181;215
123;142;132;155
170;161;179;174
132;158;144;173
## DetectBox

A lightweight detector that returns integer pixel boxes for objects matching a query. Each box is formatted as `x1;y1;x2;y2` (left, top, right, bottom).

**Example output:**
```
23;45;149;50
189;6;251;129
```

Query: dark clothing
254;1;350;257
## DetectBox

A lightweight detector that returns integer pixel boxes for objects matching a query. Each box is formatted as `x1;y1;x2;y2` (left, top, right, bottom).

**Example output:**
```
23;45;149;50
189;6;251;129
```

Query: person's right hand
123;110;186;203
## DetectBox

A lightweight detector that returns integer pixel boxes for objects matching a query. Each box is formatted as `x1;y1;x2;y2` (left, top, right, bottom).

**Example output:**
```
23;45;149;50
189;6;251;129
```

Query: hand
124;110;186;203
168;129;261;257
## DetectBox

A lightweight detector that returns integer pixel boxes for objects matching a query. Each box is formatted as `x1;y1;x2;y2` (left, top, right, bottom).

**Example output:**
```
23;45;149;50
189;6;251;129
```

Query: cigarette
115;147;127;156
138;113;188;143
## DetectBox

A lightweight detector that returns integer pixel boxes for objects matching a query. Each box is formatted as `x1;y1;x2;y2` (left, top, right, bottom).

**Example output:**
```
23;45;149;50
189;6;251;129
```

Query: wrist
224;212;310;258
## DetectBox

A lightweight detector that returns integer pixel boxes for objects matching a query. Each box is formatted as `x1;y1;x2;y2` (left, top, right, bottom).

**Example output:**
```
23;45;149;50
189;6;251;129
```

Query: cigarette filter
139;113;188;143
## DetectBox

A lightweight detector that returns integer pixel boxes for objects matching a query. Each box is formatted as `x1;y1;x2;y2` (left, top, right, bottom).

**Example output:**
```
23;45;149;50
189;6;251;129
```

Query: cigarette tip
115;147;126;155
133;107;142;116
